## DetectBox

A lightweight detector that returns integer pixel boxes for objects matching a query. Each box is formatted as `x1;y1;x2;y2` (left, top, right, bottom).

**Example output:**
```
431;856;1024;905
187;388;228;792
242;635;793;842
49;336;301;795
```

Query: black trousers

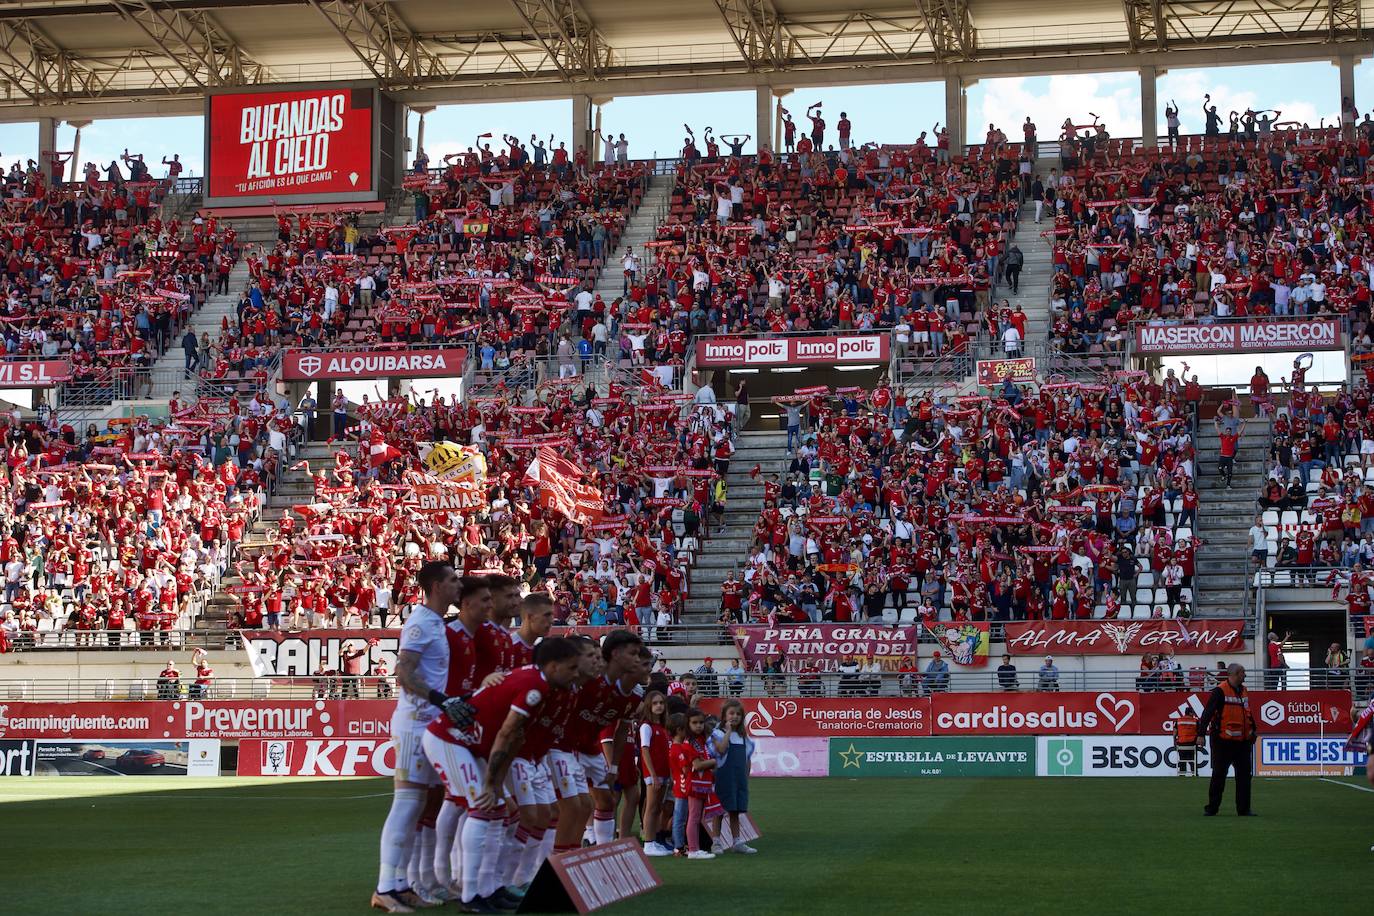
1207;737;1253;814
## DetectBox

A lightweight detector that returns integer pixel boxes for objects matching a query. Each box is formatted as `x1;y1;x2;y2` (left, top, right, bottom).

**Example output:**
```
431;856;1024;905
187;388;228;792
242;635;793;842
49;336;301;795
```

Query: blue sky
0;59;1365;176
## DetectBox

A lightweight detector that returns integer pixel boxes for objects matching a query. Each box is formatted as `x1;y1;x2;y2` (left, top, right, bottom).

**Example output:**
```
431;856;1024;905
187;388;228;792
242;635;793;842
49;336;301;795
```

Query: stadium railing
3;618;1263;652
3;668;1356;703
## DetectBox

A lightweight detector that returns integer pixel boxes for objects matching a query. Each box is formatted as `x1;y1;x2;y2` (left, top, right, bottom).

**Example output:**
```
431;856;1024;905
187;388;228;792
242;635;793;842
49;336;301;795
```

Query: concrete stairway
199;437;337;631
1191;416;1270;618
681;430;789;625
593;174;672;303
1004;194;1056;344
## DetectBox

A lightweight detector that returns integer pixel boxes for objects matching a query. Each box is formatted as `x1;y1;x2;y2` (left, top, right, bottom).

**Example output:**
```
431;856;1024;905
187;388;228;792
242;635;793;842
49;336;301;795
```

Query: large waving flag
524;447;604;525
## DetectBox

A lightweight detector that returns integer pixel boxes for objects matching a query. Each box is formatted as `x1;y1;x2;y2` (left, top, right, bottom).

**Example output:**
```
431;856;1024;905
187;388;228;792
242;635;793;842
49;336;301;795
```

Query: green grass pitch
3;776;1370;914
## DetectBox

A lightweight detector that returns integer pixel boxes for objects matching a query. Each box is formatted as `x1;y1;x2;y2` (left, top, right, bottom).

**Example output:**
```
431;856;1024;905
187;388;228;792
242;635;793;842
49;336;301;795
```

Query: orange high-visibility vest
1174;715;1198;745
1218;682;1254;741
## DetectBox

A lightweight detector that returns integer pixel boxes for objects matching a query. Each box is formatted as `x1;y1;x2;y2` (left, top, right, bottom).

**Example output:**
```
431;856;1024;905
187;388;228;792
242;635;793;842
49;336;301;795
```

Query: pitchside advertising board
205;83;386;207
1037;736;1213;777
1256;737;1369;776
0;739;220;776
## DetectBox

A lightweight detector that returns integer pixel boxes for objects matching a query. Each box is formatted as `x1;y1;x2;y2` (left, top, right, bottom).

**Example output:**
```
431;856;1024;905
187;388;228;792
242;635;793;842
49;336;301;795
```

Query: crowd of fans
727;367;1204;628
222;374;742;634
1039;123;1374;365
0;150;291;651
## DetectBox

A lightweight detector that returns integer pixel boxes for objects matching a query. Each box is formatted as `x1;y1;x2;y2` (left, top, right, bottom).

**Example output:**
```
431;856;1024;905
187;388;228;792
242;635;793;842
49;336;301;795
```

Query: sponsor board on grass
238;737;395;776
0;739;36;776
1036;736;1213;776
749;738;830;777
25;739;219;776
1137;690;1353;735
1256;737;1368;776
0;700;393;740
829;737;1035;777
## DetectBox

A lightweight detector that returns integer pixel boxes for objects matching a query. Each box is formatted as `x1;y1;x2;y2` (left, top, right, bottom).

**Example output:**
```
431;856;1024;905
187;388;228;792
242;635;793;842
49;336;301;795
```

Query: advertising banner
749;738;831;777
281;348;465;382
1037;735;1213;776
923;621;990;667
0;700;393;740
930;691;1141;735
29;739;219;776
731;624;917;673
0;359;70;388
1133;318;1341;355
241;627;609;677
695;334;889;368
829;737;1035;777
1256;736;1368;776
1138;690;1353;735
975;357;1036;387
207;86;374;200
700;698;932;737
0;739;36;776
238;737;395;776
1002;620;1246;655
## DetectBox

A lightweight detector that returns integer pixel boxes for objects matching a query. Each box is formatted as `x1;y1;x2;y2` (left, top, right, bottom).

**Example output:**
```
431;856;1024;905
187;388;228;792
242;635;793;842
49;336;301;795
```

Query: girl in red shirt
669;709;717;858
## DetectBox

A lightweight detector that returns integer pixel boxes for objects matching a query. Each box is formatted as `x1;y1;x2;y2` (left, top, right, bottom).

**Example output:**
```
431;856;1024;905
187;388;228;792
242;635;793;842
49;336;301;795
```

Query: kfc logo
296;355;323;378
262;740;293;776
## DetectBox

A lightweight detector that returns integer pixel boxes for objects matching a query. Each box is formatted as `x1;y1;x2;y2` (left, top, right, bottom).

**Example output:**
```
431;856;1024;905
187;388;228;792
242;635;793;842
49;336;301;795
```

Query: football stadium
0;0;1372;912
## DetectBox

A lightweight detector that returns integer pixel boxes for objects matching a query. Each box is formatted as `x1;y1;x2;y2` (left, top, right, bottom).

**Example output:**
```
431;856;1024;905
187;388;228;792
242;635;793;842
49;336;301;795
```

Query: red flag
524;447;604;525
750;464;761;479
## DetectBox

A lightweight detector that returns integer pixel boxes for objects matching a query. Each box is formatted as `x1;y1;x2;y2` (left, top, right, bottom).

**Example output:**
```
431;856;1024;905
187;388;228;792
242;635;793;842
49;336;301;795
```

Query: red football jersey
557;675;644;754
441;621;480;696
427;664;551;758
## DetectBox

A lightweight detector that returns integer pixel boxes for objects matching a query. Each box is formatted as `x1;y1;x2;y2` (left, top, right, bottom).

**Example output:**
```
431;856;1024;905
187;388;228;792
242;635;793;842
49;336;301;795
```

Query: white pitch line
1319;777;1374;794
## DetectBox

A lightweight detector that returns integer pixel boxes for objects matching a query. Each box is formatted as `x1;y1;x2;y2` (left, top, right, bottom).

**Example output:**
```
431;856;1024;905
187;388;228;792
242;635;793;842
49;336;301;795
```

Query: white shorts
421;730;485;801
506;756;556;807
393;728;440;786
579;750;611;790
548;749;587;799
912;331;929;343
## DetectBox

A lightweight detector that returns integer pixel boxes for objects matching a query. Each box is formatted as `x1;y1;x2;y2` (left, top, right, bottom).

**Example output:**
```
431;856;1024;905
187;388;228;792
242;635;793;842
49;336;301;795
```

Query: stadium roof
0;0;1370;116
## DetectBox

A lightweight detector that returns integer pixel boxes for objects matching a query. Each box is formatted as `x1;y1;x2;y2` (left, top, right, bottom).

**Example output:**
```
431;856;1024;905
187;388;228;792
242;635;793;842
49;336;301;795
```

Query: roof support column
37;117;56;184
1338;53;1357;138
944;74;971;157
572;93;590;159
755;86;771;154
774;88;792;153
1139;65;1158;149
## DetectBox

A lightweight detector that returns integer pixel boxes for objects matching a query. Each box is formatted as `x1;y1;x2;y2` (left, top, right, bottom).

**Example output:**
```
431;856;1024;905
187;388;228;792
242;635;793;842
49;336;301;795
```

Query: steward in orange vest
1196;664;1258;817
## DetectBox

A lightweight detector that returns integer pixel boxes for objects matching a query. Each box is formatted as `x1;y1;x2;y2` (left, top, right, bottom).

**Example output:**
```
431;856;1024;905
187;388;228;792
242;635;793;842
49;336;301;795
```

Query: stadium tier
0;52;1369;915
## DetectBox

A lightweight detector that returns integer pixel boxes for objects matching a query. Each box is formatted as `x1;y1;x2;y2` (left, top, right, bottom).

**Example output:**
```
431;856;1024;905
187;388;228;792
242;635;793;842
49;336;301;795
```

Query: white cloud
973;72;1141;142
